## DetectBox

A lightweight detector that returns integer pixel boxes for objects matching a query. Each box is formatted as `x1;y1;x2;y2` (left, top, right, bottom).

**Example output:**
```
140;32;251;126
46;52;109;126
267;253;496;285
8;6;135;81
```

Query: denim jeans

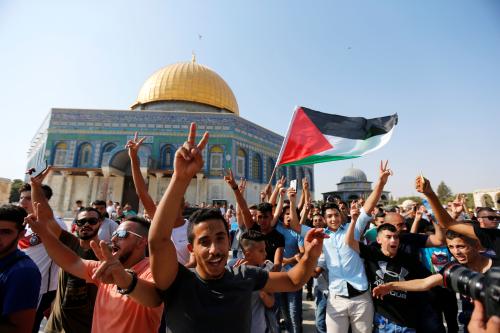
279;290;303;333
374;313;415;333
315;288;328;333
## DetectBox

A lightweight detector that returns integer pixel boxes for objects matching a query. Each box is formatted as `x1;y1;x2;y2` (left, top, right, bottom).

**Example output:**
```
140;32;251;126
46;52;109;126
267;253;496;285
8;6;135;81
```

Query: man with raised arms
148;123;327;333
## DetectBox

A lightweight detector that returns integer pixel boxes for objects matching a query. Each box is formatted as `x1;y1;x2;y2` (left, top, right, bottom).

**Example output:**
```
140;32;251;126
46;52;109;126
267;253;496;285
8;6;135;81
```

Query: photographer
415;176;500;258
468;300;500;333
372;230;499;329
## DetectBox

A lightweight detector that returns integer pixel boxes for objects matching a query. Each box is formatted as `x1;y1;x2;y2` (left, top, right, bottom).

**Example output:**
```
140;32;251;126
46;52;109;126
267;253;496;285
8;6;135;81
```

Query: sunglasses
479;216;500;221
111;229;143;239
75;218;99;227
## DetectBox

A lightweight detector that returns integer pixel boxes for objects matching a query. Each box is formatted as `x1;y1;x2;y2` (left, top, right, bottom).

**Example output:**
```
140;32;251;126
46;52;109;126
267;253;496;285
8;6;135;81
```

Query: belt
337;288;368;299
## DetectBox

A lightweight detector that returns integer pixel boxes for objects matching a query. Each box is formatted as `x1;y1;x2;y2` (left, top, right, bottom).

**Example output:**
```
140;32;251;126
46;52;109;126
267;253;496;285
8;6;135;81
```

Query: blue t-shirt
419;246;452;274
0;249;41;318
275;222;304;271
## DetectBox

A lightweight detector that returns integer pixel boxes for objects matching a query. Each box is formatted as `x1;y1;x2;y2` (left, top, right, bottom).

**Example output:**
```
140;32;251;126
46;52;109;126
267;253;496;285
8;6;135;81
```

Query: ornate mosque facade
26;59;314;217
322;167;390;203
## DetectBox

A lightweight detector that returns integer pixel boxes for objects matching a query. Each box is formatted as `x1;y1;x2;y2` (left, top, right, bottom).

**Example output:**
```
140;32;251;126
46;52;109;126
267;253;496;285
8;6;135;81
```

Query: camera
442;263;500;318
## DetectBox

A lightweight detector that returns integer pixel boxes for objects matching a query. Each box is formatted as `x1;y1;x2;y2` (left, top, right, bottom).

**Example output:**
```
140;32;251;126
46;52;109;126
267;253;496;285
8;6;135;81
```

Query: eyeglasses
479;216;500;221
75;218;100;227
111;229;143;239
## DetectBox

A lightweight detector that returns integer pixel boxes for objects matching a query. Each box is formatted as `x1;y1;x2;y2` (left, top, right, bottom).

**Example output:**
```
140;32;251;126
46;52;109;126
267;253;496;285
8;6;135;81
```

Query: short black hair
321;202;340;217
123;216;150;237
375;211;386;218
257;202;273;214
92;200;106;207
248;204;258;210
0;204;28;231
77;207;101;219
446;229;478;247
377;223;397;234
239;230;266;251
477;207;495;216
187;208;228;244
19;183;53;200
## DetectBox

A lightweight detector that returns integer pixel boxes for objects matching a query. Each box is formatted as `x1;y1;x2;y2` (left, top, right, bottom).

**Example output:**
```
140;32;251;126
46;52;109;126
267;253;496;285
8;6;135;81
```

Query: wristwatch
117;269;138;295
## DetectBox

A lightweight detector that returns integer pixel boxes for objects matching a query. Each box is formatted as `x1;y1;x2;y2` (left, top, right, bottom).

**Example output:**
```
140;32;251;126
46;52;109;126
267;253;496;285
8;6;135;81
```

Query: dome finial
191;51;196;63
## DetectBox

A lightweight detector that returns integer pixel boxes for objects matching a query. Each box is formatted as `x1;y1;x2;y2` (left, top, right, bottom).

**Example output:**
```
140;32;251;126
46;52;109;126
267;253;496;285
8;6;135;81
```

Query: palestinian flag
276;107;398;166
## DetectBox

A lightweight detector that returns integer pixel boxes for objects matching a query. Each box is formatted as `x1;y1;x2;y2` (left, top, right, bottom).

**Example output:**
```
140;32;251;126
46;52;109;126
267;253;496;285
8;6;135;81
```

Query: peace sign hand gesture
223;169;238;190
90;240;128;286
174;123;209;181
126;132;146;157
379;160;393;185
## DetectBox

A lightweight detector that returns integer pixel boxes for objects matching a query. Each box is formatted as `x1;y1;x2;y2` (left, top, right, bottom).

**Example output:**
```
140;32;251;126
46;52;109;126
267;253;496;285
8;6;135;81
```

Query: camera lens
443;263;485;301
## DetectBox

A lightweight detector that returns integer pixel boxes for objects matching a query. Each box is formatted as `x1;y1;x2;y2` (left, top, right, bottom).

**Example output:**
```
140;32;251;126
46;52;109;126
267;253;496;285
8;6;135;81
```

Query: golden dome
132;59;239;115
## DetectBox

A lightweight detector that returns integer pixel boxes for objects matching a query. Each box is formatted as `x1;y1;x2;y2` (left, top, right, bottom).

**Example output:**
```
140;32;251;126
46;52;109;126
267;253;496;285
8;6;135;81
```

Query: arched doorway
481;194;494;208
109;150;140;213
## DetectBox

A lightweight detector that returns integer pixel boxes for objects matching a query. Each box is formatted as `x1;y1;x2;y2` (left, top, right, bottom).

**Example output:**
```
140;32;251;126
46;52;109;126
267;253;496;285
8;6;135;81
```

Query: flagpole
267;164;278;187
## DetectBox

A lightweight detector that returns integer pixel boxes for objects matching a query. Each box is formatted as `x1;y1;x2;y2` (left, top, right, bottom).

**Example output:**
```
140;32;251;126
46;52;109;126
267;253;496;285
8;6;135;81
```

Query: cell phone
290;179;297;191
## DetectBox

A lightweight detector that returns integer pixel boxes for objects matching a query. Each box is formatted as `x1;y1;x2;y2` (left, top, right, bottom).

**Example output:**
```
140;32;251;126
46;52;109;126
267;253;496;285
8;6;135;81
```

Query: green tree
436;181;453;204
9;179;24;203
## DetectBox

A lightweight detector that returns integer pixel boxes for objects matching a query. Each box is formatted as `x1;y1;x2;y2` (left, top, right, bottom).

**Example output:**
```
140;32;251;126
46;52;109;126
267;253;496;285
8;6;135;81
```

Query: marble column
86;171;96;205
155;172;163;204
196;172;204;205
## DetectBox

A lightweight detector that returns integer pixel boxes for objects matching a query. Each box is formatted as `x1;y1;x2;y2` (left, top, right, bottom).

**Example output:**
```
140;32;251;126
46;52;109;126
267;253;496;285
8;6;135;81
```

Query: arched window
482;194;494;208
210;146;223;170
161;144;174;169
53;142;67;166
236;148;247;178
100;143;116;166
252;154;263;182
267;157;276;185
307;168;314;191
277;166;287;180
298;167;304;182
77;143;93;167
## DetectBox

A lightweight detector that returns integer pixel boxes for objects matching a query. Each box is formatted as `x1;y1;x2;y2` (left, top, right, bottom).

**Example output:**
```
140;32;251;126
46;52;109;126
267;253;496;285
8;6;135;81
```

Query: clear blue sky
1;0;499;199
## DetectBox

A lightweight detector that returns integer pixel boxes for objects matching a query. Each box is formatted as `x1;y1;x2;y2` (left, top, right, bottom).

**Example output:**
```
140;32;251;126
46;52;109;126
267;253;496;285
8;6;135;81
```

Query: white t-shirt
98;217;119;243
171;220;190;265
18;217;68;298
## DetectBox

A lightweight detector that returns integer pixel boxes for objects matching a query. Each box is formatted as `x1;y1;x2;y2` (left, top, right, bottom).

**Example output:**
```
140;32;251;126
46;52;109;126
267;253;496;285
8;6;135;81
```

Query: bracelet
117;269;138;295
232;185;238;190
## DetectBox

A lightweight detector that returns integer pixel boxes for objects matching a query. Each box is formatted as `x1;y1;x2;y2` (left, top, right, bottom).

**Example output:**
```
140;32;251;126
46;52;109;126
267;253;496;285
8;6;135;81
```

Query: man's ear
376;235;382;245
187;243;194;253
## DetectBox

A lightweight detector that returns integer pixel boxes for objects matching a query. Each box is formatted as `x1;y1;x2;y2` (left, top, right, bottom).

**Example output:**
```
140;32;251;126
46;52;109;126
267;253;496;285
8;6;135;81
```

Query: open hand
303;228;328;259
372;284;392;299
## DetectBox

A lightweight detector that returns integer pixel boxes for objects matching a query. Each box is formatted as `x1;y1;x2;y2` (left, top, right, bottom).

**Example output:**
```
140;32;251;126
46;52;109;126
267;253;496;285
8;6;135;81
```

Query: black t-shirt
45;231;98;333
473;225;500;257
162;263;269;333
398;232;428;258
250;224;285;262
359;242;431;328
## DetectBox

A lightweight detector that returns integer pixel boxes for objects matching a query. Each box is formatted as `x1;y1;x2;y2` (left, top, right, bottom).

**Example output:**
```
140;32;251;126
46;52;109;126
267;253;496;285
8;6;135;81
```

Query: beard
0;236;20;258
118;249;132;264
77;227;99;240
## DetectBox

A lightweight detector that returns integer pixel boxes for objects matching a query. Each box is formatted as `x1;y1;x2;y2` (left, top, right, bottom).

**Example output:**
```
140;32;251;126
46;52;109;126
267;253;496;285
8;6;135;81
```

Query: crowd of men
0;123;499;333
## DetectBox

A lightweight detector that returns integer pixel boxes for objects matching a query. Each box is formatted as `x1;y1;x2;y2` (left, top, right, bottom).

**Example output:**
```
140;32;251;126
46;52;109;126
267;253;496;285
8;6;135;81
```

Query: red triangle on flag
279;108;334;165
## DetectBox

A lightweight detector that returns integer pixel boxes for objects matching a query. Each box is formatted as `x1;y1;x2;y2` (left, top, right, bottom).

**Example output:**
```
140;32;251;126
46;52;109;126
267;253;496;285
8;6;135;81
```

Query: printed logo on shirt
374;261;409;299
